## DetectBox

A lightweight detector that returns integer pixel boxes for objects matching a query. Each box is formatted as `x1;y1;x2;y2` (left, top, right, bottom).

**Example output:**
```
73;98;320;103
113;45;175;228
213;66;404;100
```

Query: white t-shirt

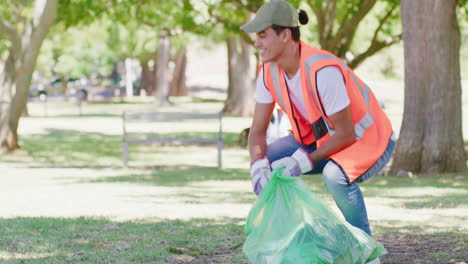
256;66;350;117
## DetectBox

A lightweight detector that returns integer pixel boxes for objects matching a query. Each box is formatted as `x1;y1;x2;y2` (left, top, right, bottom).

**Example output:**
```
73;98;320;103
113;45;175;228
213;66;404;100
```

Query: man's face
255;27;286;63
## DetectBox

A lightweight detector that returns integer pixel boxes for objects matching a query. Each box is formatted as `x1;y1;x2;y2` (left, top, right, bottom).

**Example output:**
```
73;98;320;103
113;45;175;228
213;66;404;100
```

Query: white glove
271;148;313;177
250;157;271;195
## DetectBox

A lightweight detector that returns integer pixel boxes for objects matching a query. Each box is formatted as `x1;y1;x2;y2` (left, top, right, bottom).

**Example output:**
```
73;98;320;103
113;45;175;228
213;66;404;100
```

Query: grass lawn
0;167;466;264
0;98;467;263
0;217;247;264
3;99;251;168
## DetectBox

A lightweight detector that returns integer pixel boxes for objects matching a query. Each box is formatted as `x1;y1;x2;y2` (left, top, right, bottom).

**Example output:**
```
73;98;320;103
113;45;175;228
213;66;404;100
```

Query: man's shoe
366;258;381;264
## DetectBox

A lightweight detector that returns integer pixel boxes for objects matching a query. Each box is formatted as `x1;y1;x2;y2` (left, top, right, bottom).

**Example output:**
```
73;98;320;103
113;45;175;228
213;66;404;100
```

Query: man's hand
271;148;313;177
250;157;272;195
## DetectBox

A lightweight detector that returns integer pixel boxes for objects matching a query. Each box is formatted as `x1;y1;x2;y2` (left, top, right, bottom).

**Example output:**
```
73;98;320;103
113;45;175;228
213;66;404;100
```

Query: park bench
122;111;223;168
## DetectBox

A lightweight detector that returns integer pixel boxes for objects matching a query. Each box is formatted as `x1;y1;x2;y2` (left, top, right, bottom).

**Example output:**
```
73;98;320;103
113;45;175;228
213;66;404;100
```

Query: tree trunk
391;0;466;174
155;34;171;105
140;60;155;96
0;0;58;152
124;58;134;97
0;53;18;151
169;47;187;96
223;36;255;117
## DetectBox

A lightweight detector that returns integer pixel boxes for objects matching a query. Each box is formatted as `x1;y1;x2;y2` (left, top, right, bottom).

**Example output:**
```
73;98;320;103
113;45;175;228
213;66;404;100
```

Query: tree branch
328;0;377;52
26;0;58;51
322;0;337;46
348;34;402;69
5;0;22;21
370;3;398;47
239;30;255;46
346;2;400;68
309;0;326;46
0;20;20;48
206;4;254;45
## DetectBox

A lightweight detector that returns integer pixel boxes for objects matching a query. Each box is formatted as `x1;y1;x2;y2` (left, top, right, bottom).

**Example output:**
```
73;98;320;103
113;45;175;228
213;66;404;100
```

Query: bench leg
217;141;223;169
123;142;129;168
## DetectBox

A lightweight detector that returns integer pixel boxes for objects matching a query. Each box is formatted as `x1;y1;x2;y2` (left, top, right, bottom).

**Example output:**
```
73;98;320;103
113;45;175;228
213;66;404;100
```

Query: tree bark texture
391;0;466;174
169;48;187;97
140;61;155;96
0;0;58;152
0;53;18;151
223;36;255;117
155;34;171;105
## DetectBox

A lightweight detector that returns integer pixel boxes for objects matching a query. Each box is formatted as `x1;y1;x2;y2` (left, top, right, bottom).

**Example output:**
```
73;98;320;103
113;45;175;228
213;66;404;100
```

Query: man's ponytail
298;10;309;25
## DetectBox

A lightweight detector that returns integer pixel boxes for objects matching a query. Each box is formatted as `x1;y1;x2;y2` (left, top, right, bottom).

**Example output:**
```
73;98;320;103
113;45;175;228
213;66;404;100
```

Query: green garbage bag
243;168;387;264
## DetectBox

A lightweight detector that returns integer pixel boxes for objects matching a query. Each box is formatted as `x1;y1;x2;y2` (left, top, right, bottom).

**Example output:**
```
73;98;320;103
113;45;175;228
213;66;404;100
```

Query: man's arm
309;106;356;163
248;102;275;161
271;105;356;177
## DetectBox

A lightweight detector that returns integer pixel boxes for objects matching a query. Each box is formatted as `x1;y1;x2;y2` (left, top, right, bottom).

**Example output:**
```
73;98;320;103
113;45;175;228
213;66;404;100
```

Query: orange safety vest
262;41;393;182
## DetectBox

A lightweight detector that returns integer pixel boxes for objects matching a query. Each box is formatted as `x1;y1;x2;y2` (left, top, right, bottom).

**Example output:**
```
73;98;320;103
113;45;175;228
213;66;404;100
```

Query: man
242;0;394;263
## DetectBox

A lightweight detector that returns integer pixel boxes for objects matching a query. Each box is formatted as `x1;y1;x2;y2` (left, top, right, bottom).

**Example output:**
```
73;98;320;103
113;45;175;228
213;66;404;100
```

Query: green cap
240;0;298;33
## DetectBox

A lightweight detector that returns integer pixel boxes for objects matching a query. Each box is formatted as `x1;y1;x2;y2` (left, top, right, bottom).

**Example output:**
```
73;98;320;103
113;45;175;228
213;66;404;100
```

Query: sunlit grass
3;100;251;169
1;127;247;168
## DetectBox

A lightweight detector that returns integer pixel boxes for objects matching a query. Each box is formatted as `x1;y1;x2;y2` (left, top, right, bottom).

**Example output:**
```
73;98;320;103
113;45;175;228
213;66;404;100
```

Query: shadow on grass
0;128;242;166
1;217;465;264
399;192;468;209
362;173;468;190
126;131;241;147
356;174;468;209
373;224;467;264
190;97;225;104
12;129;122;165
128;190;255;205
32;113;122;118
0;217;247;264
86;168;249;186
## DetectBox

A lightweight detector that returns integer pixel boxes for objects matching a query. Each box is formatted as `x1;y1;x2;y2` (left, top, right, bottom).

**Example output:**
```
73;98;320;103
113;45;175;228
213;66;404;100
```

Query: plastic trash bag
243;168;387;264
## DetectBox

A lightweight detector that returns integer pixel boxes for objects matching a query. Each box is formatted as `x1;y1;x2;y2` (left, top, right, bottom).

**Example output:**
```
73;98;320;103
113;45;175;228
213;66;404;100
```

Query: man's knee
322;161;349;187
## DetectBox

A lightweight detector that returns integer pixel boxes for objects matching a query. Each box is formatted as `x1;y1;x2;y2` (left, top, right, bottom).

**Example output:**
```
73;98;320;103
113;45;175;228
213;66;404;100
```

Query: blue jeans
265;134;395;236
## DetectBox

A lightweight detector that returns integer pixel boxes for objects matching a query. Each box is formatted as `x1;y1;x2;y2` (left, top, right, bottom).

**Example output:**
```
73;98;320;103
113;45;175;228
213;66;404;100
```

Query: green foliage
0;36;8;54
56;44;114;78
300;0;401;67
57;0;109;28
0;0;36;53
103;1;213;68
109;0;210;35
459;0;468;21
352;0;401;52
0;0;34;25
37;21;117;81
202;0;403;66
193;0;269;43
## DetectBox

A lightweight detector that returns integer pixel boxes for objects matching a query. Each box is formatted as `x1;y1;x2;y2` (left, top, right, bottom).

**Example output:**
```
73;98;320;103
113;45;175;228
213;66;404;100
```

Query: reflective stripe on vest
268;53;376;141
270;63;285;109
305;53;375;140
269;63;328;141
